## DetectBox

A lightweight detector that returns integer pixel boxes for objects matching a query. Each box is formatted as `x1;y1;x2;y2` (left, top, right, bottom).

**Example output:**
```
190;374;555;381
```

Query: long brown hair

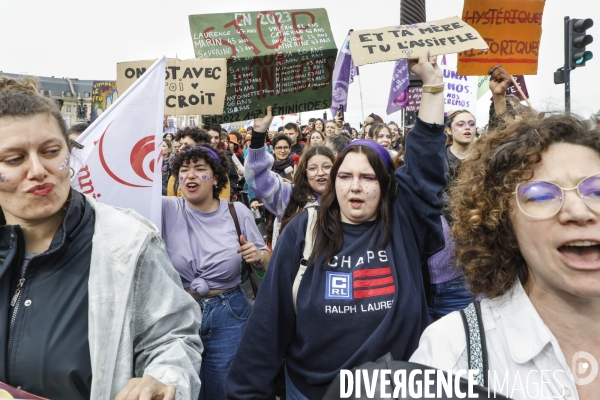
312;145;395;265
280;145;335;233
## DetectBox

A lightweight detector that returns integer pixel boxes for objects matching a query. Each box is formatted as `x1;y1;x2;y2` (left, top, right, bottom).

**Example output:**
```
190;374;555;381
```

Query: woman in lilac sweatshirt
244;122;335;247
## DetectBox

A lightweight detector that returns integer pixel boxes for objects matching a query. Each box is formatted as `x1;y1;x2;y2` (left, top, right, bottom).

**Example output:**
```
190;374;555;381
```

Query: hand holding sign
409;50;443;86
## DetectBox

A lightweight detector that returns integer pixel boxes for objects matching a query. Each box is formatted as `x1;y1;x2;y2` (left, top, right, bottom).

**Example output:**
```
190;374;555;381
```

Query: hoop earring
70;167;75;178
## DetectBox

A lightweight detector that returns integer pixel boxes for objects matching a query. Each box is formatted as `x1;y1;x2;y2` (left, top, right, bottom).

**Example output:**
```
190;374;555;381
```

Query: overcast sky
2;0;599;128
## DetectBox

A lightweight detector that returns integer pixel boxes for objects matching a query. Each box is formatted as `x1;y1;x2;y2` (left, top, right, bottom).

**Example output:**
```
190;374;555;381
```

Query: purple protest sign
386;59;410;115
489;75;530;102
507;75;529;101
406;87;422;113
331;30;358;116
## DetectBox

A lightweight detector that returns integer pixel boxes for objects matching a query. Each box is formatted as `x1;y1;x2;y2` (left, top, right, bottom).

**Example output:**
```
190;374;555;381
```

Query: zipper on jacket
6;234;29;384
10;279;25;306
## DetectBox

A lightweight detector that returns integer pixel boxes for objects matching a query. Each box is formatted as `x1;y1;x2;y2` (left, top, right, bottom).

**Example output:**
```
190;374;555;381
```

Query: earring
70;167;75;178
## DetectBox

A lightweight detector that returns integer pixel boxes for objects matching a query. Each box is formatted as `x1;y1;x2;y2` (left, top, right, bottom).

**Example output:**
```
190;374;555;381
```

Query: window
63;91;73;97
84;92;91;98
66;106;72;112
189;116;195;126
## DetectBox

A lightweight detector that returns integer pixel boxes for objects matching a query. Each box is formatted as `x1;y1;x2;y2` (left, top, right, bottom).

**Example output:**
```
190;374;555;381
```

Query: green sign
189;9;337;124
477;75;490;100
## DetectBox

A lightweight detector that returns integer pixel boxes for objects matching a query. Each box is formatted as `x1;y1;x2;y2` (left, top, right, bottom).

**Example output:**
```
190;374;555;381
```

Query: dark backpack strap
228;203;258;297
460;301;488;387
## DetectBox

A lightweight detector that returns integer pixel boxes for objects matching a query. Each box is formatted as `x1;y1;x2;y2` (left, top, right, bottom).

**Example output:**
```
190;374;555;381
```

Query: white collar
488;281;556;364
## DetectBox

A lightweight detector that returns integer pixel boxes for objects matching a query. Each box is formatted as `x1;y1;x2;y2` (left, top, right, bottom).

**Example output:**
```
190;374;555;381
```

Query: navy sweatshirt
226;117;447;399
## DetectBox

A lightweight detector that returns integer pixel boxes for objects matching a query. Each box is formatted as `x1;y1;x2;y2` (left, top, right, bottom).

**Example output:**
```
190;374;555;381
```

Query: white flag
70;57;166;229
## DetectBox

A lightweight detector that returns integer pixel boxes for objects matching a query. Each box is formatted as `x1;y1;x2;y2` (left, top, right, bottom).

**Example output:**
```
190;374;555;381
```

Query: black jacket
0;191;95;399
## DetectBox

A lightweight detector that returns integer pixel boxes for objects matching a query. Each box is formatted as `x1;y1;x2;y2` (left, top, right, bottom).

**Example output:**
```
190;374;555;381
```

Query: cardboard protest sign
91;81;118;122
458;0;545;76
349;16;488;67
188;9;337;124
117;58;226;115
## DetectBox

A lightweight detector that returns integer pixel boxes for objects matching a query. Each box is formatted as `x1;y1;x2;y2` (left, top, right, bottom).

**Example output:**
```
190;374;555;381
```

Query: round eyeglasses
513;174;600;218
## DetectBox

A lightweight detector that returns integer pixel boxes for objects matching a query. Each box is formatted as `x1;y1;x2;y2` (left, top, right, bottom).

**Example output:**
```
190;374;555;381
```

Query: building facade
0;71;93;127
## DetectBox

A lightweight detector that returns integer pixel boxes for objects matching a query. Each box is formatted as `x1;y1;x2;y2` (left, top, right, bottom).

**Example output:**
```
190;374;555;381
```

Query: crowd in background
2;52;600;400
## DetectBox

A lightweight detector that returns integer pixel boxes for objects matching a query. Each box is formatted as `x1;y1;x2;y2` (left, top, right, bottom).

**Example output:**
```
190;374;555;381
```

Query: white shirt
410;282;581;400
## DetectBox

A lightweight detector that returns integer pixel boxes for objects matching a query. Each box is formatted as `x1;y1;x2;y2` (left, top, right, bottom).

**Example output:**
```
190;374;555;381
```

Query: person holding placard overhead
226;50;448;400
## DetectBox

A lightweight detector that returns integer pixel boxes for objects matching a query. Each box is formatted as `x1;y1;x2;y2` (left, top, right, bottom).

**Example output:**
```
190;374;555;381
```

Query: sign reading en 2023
189;9;337;124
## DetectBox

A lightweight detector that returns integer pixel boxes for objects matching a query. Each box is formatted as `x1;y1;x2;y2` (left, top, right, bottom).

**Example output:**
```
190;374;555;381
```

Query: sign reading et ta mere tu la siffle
350;16;488;67
189;9;337;124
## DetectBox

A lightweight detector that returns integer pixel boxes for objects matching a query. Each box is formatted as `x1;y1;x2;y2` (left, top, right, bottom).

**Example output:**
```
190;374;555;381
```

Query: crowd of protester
1;51;600;400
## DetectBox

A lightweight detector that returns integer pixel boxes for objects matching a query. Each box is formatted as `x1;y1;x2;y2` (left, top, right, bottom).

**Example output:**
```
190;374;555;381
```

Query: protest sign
72;58;165;229
91;81;118;122
349;16;488;67
386;59;410;115
406;87;422;113
477;75;491;99
442;63;477;115
403;63;477;115
188;9;337;124
458;0;545;76
116;58;226;116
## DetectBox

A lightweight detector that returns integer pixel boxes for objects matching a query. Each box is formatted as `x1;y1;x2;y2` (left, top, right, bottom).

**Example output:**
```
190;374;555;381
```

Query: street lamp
76;98;88;121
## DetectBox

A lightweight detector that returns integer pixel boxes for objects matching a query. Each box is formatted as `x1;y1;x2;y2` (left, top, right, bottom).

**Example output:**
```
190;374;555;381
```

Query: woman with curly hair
161;146;270;400
411;114;600;399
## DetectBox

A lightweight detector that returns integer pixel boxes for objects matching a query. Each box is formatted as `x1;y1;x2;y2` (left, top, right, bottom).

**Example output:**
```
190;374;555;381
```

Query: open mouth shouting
558;240;600;270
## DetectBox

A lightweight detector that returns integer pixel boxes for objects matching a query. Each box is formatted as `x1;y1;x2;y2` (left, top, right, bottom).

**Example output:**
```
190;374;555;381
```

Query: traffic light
569;18;594;69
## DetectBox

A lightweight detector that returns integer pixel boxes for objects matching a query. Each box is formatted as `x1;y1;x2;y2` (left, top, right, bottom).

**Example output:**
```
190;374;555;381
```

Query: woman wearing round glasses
411;114;600;399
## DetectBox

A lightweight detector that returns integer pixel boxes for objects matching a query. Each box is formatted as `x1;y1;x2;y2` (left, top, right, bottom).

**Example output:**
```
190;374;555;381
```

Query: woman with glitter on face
0;76;202;400
228;50;448;399
161;145;270;400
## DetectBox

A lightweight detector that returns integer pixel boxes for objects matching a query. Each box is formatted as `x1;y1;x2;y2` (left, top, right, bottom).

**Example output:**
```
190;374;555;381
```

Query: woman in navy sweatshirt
226;50;447;400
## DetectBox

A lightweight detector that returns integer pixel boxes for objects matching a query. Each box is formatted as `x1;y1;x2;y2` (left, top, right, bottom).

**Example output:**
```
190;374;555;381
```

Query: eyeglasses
274;146;290;152
453;121;476;129
513;175;600;218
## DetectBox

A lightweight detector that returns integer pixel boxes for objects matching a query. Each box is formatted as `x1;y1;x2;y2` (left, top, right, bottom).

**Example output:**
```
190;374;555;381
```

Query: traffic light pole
564;16;571;113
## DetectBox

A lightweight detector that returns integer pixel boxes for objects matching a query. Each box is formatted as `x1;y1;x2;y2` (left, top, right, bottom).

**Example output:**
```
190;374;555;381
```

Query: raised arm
244;106;292;220
395;50;447;256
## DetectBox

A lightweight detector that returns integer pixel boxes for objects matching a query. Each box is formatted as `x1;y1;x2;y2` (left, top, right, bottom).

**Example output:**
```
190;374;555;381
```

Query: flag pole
358;73;365;124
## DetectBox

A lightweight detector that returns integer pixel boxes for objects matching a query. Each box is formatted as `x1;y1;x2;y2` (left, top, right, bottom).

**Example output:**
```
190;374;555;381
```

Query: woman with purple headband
227;50;448;399
161;145;270;400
